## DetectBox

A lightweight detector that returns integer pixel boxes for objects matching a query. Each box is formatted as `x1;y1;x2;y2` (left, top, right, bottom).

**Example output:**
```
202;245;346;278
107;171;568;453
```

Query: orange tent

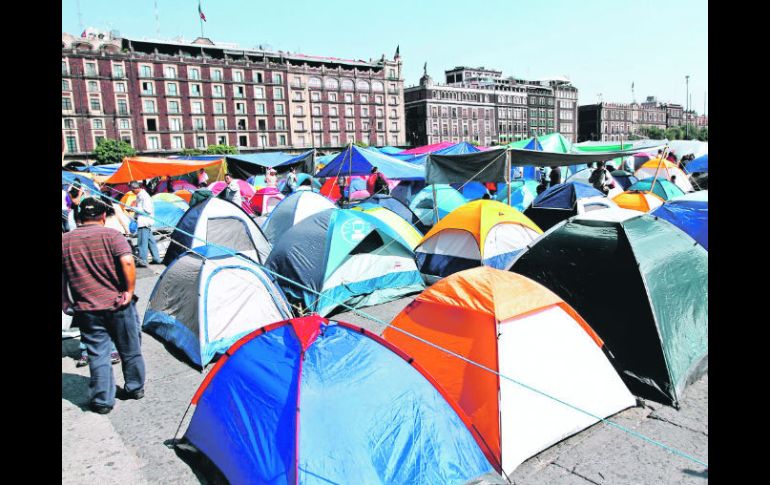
612;191;664;212
105;156;224;184
174;189;193;203
383;267;634;474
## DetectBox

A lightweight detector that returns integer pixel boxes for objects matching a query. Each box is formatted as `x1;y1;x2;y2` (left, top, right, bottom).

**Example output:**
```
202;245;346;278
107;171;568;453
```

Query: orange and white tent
634;158;692;192
612;191;664;212
383;267;634;475
105;156;224;184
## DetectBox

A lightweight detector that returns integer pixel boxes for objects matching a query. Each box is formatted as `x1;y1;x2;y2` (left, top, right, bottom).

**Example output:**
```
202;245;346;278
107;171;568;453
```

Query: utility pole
685;75;690;138
154;0;161;37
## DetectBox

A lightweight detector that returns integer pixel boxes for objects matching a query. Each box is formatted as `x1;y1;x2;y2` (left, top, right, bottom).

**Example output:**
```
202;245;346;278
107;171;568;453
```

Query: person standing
127;182;161;267
265;168;278;189
197;168;209;188
62;197;146;414
337;174;349;208
367;166;390;196
589;161;611;195
549;165;562;187
286;167;299;193
221;173;243;208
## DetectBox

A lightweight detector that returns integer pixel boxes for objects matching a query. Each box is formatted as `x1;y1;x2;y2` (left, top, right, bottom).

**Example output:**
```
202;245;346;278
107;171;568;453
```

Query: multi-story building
404;66;579;147
577;97;682;142
61;28;405;161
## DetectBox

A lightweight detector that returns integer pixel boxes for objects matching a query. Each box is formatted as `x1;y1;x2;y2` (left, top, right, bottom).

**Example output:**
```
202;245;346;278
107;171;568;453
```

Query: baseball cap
79;197;107;218
129;181;142;189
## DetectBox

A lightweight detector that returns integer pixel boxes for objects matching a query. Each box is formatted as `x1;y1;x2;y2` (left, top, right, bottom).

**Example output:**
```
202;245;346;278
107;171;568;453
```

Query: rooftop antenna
154;0;161;37
76;0;84;33
631;81;635;103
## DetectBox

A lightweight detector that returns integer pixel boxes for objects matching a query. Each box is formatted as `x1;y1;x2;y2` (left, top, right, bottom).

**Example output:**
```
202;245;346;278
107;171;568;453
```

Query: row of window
430;106;494;119
529;96;555;107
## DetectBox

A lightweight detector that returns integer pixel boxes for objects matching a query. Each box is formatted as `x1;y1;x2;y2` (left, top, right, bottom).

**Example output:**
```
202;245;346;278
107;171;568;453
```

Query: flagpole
199;0;204;38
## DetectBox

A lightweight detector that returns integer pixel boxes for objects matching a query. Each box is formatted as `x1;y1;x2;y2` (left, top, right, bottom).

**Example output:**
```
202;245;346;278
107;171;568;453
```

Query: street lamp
685;75;690;139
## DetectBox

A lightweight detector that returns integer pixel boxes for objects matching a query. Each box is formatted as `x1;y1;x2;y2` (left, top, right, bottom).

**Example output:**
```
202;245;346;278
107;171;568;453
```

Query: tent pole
649;145;668;196
506;148;512;206
431;182;439;225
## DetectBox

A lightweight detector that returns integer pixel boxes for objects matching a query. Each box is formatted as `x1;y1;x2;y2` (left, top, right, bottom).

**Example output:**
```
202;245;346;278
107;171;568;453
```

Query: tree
205;144;238;155
180;148;204;156
93;138;136;165
697;126;708;141
639;126;665;139
469;140;480;146
353;140;369;148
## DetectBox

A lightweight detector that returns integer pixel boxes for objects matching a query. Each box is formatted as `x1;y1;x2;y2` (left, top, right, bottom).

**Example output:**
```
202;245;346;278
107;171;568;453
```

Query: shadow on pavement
683;468;708;479
62;338;81;359
62;373;90;410
165;438;228;485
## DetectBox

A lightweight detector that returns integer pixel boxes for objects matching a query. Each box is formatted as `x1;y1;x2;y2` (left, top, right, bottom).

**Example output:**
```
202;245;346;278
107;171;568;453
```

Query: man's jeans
77;302;146;408
137;226;160;264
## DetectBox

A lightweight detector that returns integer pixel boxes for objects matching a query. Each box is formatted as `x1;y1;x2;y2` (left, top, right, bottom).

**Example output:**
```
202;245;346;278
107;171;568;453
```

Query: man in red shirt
62;197;146;414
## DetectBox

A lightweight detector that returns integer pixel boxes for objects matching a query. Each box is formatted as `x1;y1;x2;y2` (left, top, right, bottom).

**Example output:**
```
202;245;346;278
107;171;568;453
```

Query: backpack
374;174;389;195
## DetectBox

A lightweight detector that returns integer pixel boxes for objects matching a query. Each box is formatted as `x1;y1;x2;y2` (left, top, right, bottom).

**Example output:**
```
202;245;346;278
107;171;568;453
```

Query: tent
151;193;189;230
409;185;467;227
415;200;542;283
352;194;426;232
163;197;271;265
316;145;425;180
612;191;664;212
523;182;611;231
318;175;367;202
399;141;454;155
182;315;494;484
175;189;193;204
391;180;427;206
684;154;708;174
143;245;291;368
456;181;490;200
376;145;404;155
651;191;708;249
209;179;256;214
383;268;635;475
494;180;539;212
508;208;708;407
262;191;337;244
61;171;100;195
350;206;423;250
564;168;624;198
265;209;424;316
610;170;639;190
105;156;224;184
249;187;284;216
627;178;685;201
156;179;198;193
225;150;315;179
634;159;693;192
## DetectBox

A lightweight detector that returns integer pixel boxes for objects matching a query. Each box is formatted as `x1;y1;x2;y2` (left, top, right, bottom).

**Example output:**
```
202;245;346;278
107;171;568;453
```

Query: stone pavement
62;269;707;484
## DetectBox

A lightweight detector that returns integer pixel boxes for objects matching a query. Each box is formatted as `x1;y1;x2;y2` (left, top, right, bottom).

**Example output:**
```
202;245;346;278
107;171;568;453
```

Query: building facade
404;66;579;147
62;29;405;161
577;97;684;142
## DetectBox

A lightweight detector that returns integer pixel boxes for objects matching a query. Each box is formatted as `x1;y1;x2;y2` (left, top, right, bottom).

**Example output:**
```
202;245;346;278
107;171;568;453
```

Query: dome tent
352;194;428;233
265;209;424;316
523;181;613;231
409;184;467;227
634;158;693;192
383;268;635;475
261;191;337;244
143;245;292;368
651;191;708;250
508;208;708;407
415;200;542;283
163;197;271;265
627;178;685;201
181;315;494;484
612;191;664;212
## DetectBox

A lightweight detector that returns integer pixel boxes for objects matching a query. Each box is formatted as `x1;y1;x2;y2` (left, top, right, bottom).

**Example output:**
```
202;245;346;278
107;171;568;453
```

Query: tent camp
350;205;423;250
610;170;639;190
105;156;224;184
143;245;292;368
684;154;708;174
249;187;284;216
627;178;685;201
261;191;337;244
612;191;664;212
508;208;708;407
523;182;615;230
352;194;427;232
265;209;424;316
151;193;189;230
182;315;495;484
209;179;256;214
651;191;708;250
564;169;624;199
494;180;539;212
634;159;693;192
163;197;271;265
409;184;467;227
415;200;542;283
383;268;635;475
315;145;425;180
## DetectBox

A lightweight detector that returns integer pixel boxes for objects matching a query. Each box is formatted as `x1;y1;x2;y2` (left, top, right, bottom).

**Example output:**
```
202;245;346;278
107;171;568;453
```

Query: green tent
535;132;573;153
509;208;708;407
627;178;685;201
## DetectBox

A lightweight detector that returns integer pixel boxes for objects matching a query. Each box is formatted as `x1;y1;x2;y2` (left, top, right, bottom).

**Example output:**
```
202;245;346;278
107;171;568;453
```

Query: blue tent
184;315;494;484
226;150;314;168
409;185;467;226
352;194;426;232
628;178;685;201
151;194;189;230
315;152;339;166
316;145;425;180
265;209;424;316
456;181;490;200
523;181;606;230
83;163;121;176
435;141;481;156
685;154;708;173
652;191;708;249
262;191;337;244
61;171;100;194
495;180;539;212
375;146;403;155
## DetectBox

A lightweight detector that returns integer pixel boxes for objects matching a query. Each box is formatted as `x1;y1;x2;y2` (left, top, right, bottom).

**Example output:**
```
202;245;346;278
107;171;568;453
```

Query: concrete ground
62;268;707;484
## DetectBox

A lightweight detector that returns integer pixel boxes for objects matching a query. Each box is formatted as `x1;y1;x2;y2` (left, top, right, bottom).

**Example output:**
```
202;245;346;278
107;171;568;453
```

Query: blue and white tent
652;191;708;250
409;184;467;226
315;145;425;180
524;181;614;231
143;246;292;368
265;209;424;316
262;191;337;244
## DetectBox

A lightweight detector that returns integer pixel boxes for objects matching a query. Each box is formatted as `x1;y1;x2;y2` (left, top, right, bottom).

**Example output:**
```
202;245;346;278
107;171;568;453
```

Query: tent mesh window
350;231;385;255
206;217;257;254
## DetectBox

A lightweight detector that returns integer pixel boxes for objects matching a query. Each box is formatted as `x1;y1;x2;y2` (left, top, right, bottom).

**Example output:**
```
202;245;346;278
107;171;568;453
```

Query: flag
198;1;206;22
81;30;87;38
631;82;634;90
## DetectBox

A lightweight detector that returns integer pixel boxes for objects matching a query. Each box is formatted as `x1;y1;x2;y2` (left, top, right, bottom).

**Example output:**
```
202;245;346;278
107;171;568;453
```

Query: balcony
291;83;306;89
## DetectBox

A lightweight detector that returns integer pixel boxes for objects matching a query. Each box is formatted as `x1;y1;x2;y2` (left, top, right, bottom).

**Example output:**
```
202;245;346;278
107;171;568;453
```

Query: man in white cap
265;168;278;188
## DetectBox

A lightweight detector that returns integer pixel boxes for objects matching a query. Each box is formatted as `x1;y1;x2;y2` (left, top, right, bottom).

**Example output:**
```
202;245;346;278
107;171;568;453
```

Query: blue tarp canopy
652;191;708;249
685;154;708;173
530;181;604;209
375;146;403;155
61;171;100;194
168;155;225;161
83;163;121;176
316;145;425;180
226;150;314;168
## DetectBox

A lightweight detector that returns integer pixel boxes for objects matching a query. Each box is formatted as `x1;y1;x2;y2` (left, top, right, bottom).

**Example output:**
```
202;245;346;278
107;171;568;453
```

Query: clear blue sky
62;0;708;113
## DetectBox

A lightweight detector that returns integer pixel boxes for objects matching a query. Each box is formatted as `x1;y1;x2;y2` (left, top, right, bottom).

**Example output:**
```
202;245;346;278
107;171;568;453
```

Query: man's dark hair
371;166;378;173
79;197;108;221
225;173;232;178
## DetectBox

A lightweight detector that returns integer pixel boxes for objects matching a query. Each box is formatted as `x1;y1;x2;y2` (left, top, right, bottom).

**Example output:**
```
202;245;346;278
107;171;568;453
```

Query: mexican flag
198;1;206;22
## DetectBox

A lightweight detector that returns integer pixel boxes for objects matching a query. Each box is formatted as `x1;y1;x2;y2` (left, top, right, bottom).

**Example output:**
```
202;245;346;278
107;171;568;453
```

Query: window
172;136;183;149
62;60;68;75
346;120;354;131
329;92;338;102
372;81;384;92
141;81;154;95
258;119;267;131
256;103;266;115
297;120;305;131
147;136;160;149
255;87;265;99
309;77;322;88
361;107;369;117
357;80;370;92
119;119;130;130
377;121;384;131
140;65;152;78
294;105;304;116
345;107;353;117
92;119;104;129
344;93;353;103
259;134;268;147
114;82;126;93
235;85;245;98
62;80;70;91
311;91;321;102
87;81;99;92
274;103;285;115
253;71;263;83
190;83;202;97
362;121;370;131
331;135;339;146
216;118;226;130
143;99;156;113
211;69;223;81
312;106;321;116
193;117;205;130
191;101;203;114
237;118;247;130
164;66;177;79
376;108;384;118
217;135;227;145
375;95;383;104
66;136;78;152
85;62;97;77
146;119;158;132
272;72;283;84
239;135;248;146
298;136;306;146
324;78;339;90
389;96;397;105
233;71;244;82
390;121;398;131
64;119;75;129
331;120;339;131
117;99;128;115
273;87;284;100
166;82;178;96
236;102;246;114
276;119;286;130
169;118;182;131
390;109;398;118
188;67;200;80
313;120;322;131
214;102;225;114
89;97;101;111
292;91;304;101
196;136;206;149
279;134;287;146
213;85;224;98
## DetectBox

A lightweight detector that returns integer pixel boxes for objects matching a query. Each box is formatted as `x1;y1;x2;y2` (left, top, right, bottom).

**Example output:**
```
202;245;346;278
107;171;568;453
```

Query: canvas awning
105;156;224;184
225;150;315;179
315;145;424;180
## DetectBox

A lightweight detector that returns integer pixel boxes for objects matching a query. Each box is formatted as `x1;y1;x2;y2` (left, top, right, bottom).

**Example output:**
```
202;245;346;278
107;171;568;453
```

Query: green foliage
180;148;204;156
696;126;708;141
469;140;480;146
353;140;369;148
93;138;136;166
204;144;238;155
639;126;666;139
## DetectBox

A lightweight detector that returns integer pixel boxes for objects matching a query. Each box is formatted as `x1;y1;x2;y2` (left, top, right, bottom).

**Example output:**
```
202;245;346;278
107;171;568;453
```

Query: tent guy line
74;183;708;470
